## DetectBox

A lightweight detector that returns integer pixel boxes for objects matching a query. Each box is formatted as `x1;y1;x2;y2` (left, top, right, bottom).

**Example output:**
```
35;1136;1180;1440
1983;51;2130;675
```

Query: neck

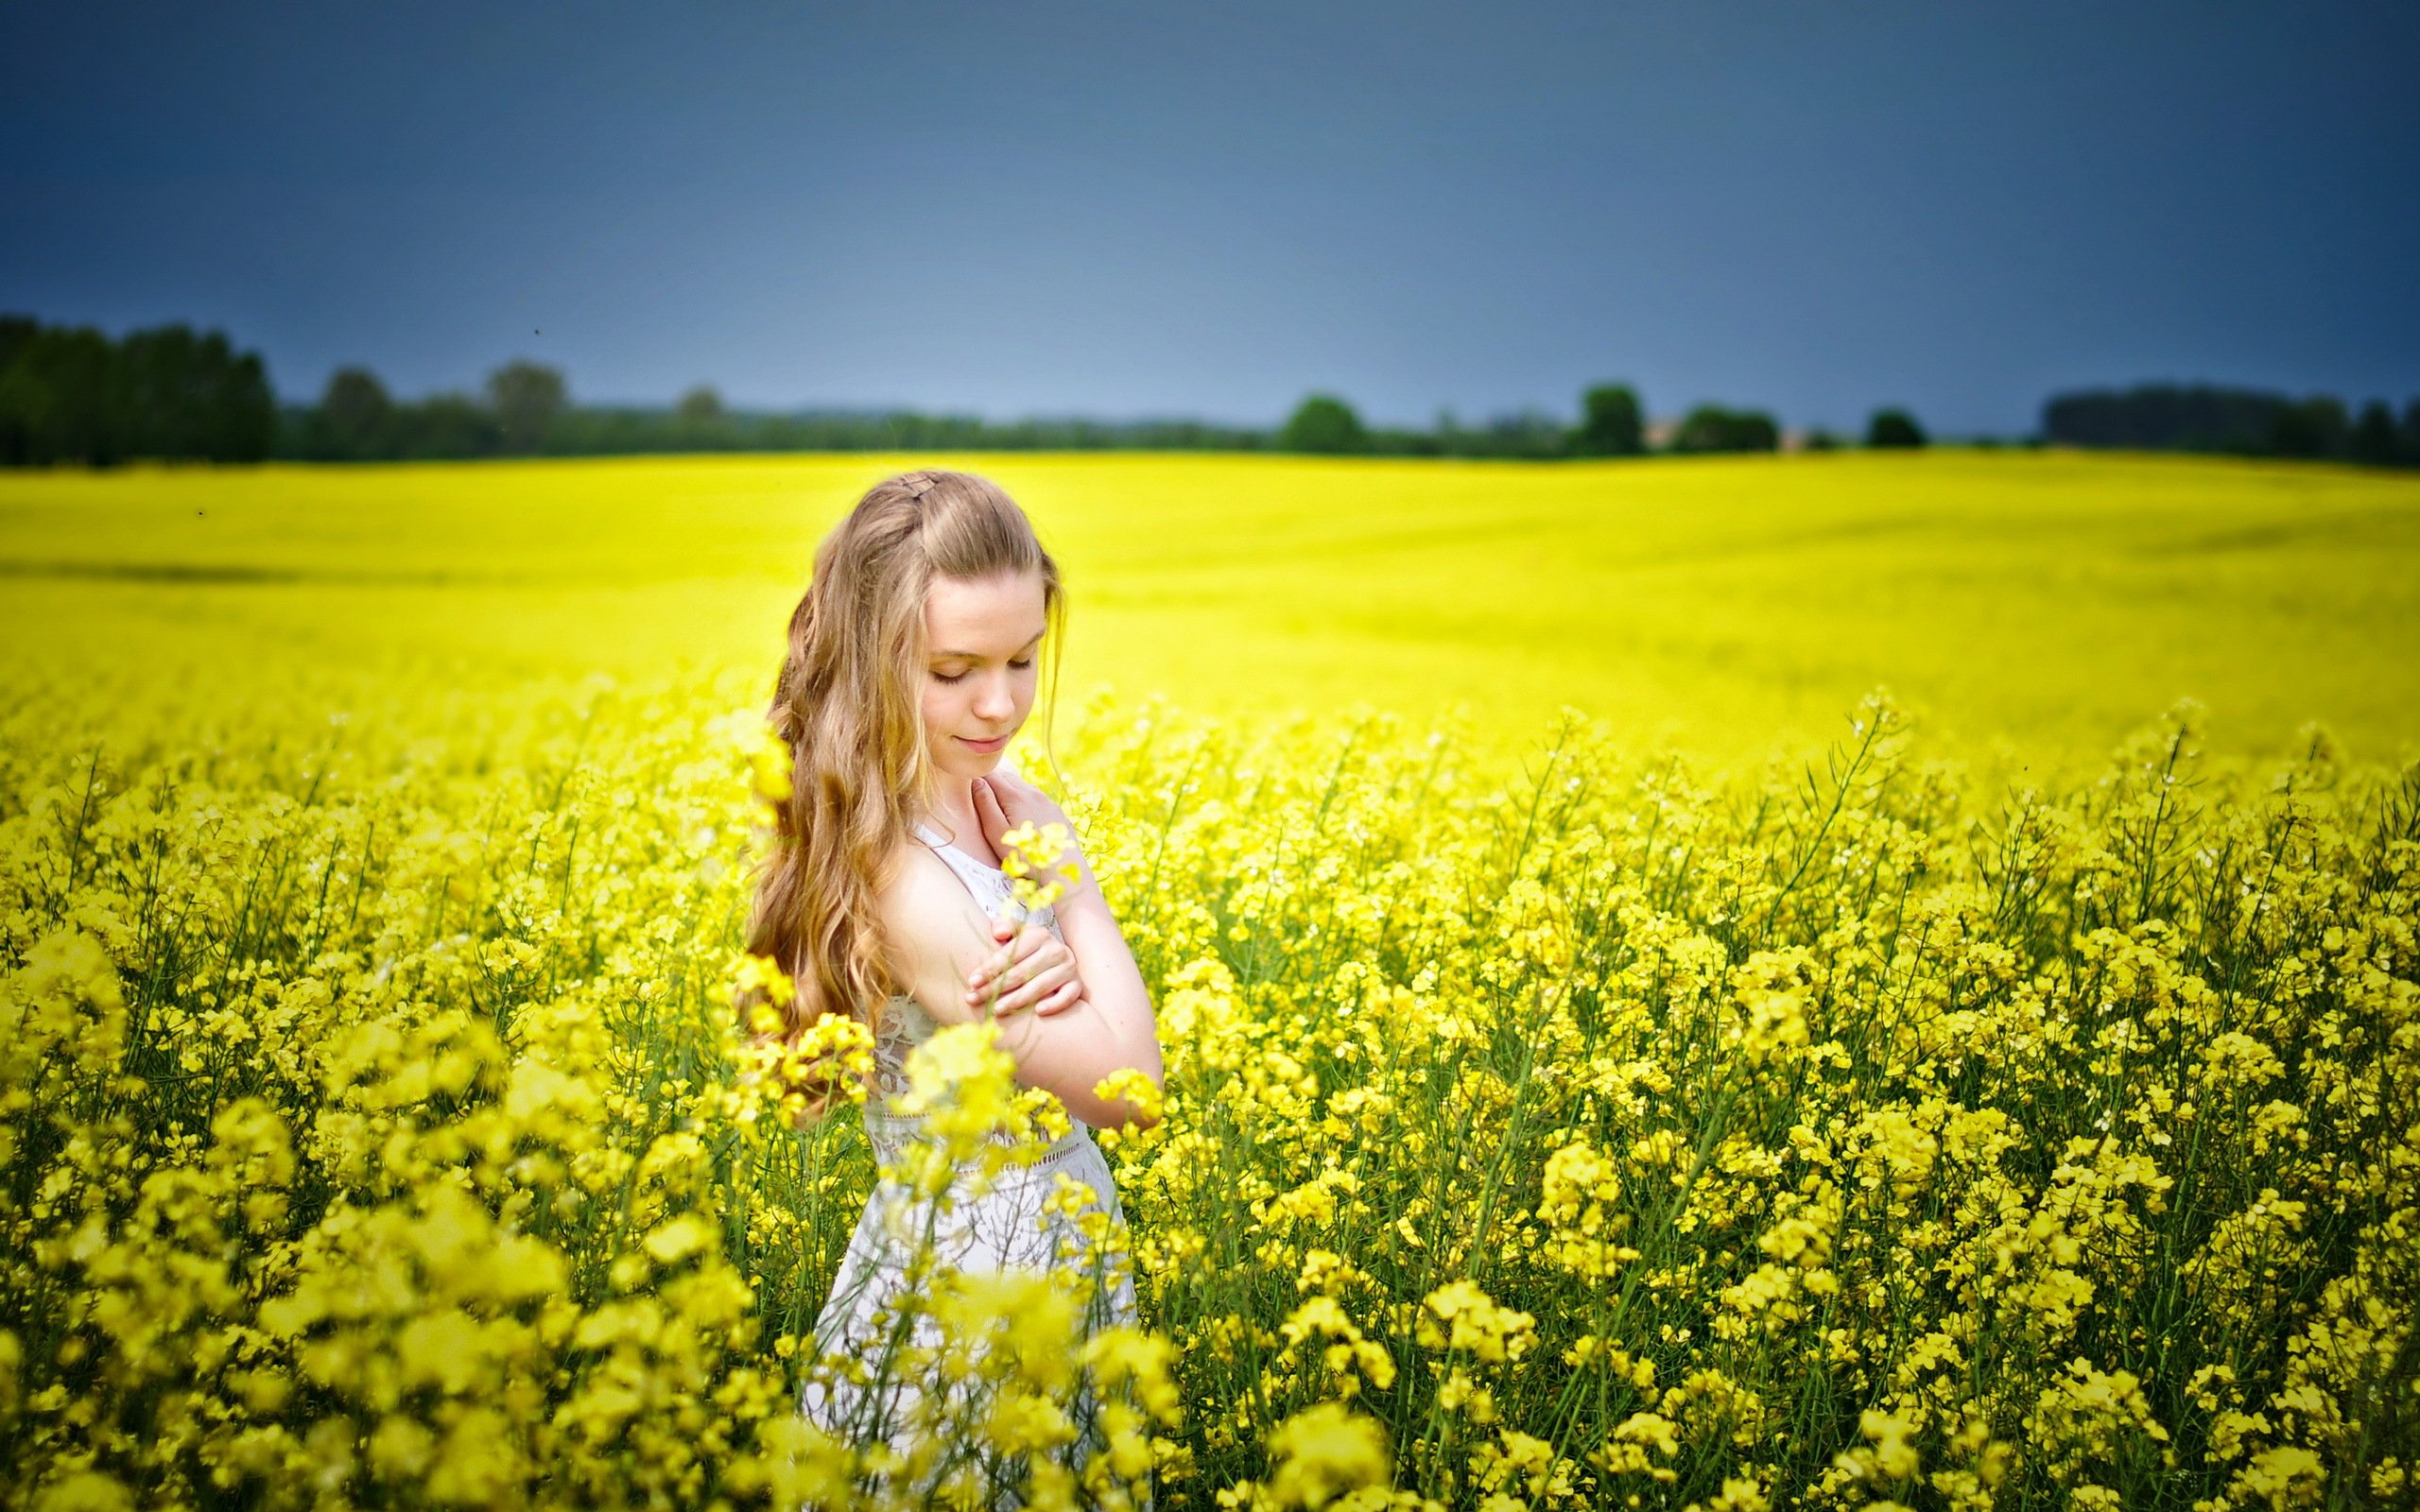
923;773;982;846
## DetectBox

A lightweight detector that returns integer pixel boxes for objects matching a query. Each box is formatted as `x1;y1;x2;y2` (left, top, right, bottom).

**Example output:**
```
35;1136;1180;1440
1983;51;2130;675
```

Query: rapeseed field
2;452;2415;1509
4;451;2415;771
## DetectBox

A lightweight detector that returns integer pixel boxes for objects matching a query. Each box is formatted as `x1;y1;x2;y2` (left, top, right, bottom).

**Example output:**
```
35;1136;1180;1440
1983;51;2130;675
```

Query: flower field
3;452;2417;1510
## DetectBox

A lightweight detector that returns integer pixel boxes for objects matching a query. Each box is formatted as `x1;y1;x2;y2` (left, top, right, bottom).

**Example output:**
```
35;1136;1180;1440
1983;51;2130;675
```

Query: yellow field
3;451;2415;773
2;452;2415;1510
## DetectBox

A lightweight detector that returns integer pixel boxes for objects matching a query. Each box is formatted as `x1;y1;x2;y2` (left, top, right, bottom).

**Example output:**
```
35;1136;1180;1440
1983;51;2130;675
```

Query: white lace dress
797;821;1150;1508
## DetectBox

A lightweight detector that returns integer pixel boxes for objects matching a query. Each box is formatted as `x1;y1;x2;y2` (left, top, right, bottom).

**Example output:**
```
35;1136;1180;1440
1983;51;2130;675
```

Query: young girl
748;468;1165;1503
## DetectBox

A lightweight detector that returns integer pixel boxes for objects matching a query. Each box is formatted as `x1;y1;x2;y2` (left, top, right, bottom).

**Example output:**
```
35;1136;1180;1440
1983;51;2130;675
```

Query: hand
972;766;1092;893
965;917;1085;1019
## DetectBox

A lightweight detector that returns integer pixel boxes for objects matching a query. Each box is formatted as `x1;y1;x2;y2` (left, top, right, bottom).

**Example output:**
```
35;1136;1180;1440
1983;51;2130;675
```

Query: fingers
977;765;1064;825
968;947;1054;1005
965;926;1073;1007
988;762;1034;796
973;778;1011;848
969;920;1049;977
1031;979;1082;1018
968;927;1018;988
987;958;1080;1018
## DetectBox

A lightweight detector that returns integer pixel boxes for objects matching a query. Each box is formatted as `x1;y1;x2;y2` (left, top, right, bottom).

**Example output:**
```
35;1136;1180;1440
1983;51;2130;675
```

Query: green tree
1570;383;1644;456
1865;407;1927;449
2348;401;2399;465
2266;396;2348;458
486;359;567;452
677;385;725;423
0;316;272;465
1279;393;1367;455
0;322;117;465
115;326;272;462
395;393;503;459
1669;404;1778;455
319;367;394;459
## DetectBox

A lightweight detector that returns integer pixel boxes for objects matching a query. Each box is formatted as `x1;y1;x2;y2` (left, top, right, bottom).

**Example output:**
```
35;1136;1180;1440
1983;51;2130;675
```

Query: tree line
287;363;1272;461
1274;388;1930;458
0;317;276;465
2041;383;2420;466
0;314;1945;466
285;358;1943;464
5;312;2414;468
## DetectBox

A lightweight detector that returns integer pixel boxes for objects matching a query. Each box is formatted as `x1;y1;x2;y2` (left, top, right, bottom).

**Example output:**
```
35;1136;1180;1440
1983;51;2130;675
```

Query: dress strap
910;818;1057;930
914;820;1006;902
913;819;997;870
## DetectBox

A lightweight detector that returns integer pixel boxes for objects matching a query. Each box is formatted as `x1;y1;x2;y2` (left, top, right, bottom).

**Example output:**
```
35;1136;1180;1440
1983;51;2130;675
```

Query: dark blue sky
7;2;2414;434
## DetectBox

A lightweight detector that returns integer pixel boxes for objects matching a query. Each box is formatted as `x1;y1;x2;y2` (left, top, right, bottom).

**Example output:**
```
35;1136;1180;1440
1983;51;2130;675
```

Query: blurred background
4;0;2417;770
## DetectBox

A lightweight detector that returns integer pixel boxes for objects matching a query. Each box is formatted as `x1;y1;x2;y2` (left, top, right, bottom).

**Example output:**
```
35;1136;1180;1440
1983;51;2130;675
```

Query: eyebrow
930;630;1046;662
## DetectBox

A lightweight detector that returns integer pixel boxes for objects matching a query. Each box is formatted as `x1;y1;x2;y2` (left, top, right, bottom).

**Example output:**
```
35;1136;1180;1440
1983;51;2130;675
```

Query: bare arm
973;769;1164;1125
880;833;1163;1131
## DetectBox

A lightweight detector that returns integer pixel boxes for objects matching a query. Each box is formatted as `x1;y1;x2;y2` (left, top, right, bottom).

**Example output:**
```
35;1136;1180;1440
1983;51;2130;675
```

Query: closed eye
931;652;1036;683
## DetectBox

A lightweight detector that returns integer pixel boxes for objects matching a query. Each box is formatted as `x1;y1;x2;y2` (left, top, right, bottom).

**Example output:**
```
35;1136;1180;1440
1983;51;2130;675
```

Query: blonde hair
747;469;1063;1052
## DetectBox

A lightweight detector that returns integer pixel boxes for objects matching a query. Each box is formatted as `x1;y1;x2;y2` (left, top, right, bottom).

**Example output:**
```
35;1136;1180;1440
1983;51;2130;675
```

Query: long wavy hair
747;469;1063;1048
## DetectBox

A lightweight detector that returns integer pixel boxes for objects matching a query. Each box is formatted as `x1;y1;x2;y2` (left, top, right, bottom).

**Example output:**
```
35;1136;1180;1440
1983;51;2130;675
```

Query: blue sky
6;1;2414;434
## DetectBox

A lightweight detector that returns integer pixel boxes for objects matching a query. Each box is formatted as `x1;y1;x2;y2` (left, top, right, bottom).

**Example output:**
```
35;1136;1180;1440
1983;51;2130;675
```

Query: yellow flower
1259;1402;1391;1509
998;819;1081;915
1416;1280;1535;1365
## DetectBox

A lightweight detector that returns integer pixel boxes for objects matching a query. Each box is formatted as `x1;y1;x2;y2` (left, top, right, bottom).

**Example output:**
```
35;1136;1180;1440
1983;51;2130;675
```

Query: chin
933;743;1004;780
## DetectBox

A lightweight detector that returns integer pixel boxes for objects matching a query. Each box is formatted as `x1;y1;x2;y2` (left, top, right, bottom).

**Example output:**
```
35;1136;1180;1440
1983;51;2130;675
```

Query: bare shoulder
875;839;994;1025
876;842;973;952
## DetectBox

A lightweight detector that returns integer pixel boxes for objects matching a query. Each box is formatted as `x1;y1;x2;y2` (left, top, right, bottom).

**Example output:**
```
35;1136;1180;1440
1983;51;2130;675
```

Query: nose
973;670;1015;723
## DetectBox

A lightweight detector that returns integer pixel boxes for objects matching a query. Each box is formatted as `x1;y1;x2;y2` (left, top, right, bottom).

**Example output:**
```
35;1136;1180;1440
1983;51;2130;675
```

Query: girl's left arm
974;770;1165;1125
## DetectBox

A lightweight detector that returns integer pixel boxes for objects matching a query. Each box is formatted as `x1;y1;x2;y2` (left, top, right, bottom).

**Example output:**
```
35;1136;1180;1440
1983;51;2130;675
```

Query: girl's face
919;568;1046;785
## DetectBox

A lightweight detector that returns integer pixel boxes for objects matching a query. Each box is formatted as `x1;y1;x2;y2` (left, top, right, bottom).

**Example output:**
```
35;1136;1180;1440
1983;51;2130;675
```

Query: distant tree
0;316;33;375
1668;407;1722;453
398;393;504;459
2348;401;2400;465
2404;400;2420;465
117;325;274;461
1444;409;1566;459
200;334;276;461
1280;393;1367;454
486;359;567;451
0;321;117;464
319;367;394;459
0;316;272;465
1668;404;1778;455
0;318;32;464
677;385;725;423
2266;396;2347;459
1801;429;1841;452
2044;384;2288;453
1865;407;1927;449
1571;383;1644;456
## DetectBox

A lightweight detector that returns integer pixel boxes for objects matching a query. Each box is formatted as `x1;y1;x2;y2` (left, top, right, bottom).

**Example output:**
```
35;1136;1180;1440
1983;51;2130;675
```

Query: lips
958;732;1011;752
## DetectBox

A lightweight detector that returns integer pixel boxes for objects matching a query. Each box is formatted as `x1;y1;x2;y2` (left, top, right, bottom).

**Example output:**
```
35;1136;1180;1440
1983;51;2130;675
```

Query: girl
748;468;1165;1505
